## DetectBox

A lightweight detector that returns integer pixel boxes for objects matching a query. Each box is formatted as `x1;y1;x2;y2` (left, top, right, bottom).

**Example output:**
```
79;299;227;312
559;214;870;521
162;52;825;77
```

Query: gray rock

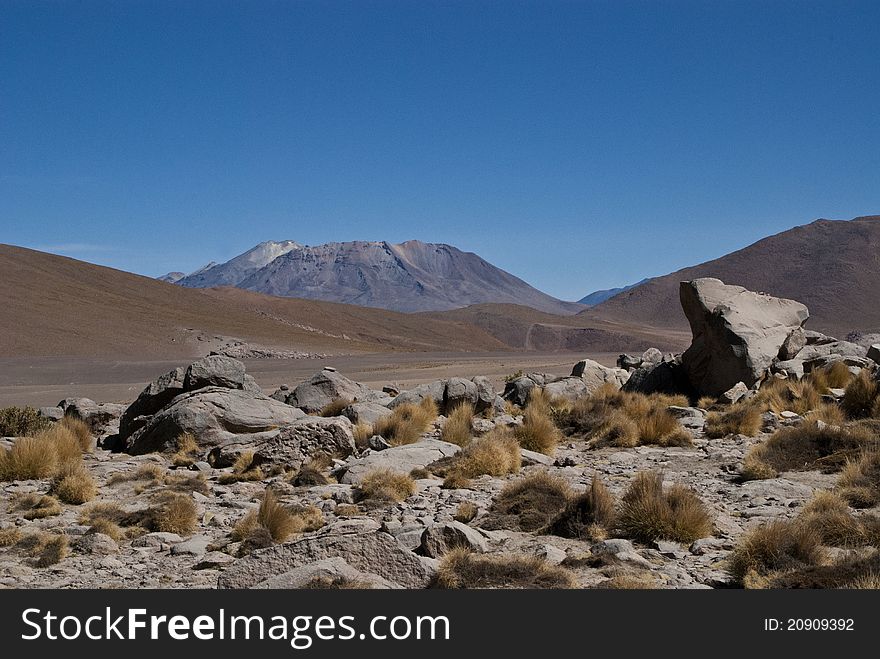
471;376;497;412
194;552;236;570
543;377;588;401
520;449;555;466
38;406;64;422
796;341;865;362
218;519;435;589
592;538;636;556
719;382;748;405
343;401;392;427
868;344;880;364
778;327;807;360
389;380;447;409
680;278;810;396
803;354;871;373
184;355;260;393
444;377;478;410
622;354;691;396
209;415;355;469
250;557;398;589
170;536;212;557
419;521;488;558
119;366;187;439
58;398;125;437
286;369;383;413
125;387;305;454
641;348;664;365
571;359;629;391
338;439;461;485
367;435;391;451
804;330;837;345
773;359;805;379
617;354;642;370
74;533;119;555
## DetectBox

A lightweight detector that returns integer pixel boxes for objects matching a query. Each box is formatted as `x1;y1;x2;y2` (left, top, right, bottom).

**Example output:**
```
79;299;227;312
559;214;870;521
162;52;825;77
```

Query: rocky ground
2;277;879;589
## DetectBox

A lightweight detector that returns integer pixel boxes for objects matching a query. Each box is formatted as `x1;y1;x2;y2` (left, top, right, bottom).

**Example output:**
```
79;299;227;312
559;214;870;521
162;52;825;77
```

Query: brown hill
419;304;689;352
0;244;509;358
582;215;880;336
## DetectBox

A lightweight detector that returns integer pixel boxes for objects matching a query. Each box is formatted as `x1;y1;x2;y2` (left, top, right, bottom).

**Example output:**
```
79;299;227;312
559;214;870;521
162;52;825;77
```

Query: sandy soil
0;351;621;408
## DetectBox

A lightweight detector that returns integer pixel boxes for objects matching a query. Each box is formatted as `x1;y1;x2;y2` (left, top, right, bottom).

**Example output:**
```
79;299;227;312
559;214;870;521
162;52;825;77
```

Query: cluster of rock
616;278;879;401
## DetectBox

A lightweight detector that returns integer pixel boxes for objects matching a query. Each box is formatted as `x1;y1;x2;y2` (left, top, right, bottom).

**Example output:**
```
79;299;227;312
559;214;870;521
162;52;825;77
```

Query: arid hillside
583;215;880;336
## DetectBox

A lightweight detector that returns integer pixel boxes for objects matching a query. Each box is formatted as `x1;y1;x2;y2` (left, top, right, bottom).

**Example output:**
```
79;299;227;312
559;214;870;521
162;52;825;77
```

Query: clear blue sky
2;1;879;301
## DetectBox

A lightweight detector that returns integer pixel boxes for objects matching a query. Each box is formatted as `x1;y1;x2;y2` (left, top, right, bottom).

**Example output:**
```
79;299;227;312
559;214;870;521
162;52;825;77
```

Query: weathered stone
641;348;663;365
218;519;435;589
680;278;810;396
719;382;749;405
622;355;691;396
868;344;880;365
286;369;382;413
389;380;446;409
543;377;588;401
170;536;211;557
250;557;398;589
208;415;355;469
184;355;260;393
58;398;125;437
419;521;487;558
74;533;118;555
571;359;629;391
343;401;392;427
338;439;461;485
125;387;305;455
778;327;807;361
38;406;64;421
470;376;497;412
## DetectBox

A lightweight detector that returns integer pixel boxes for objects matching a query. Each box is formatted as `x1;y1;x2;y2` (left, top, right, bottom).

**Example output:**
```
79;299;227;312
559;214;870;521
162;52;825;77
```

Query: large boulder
58;398;125;437
680;278;809;397
778;327;807;361
868;345;880;365
184;354;260;392
218;519;436;589
622;354;692;396
502;373;550;407
419;521;487;558
342;401;392;427
124;387;305;454
119;356;262;441
389;380;447;409
207;415;355;469
570;359;630;392
543;377;588;401
284;368;383;413
337;439;461;485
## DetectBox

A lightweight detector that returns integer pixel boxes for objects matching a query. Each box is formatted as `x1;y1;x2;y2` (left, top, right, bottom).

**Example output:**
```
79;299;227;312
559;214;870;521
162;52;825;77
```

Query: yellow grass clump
618;471;712;544
436;548;576;589
441;403;474;447
355;468;416;503
373;398;437;446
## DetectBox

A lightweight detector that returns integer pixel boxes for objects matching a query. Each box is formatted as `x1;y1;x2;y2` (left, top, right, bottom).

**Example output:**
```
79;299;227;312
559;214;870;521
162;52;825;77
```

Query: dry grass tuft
218;451;264;484
291;463;331;486
0;436;57;481
799;491;872;547
0;406;51;437
34;534;69;567
824;362;855;389
232;488;322;546
52;462;97;504
334;503;361;517
352;422;373;448
728;519;824;584
356;468;416;503
696;395;719;410
618;471;713;544
453;501;478;523
373;398;437;446
804;402;847;425
838;449;880;508
15;494;63;520
87;518;125;542
705;404;763;438
437;427;521;488
171;432;200;467
482;471;571;532
60;416;93;452
320;398;352;418
554;389;691;447
515;403;561;455
300;576;374;589
441;403;474;447
740;421;877;480
151;492;198;535
842;370;879;419
548;474;615;540
0;527;23;546
436;548;576;589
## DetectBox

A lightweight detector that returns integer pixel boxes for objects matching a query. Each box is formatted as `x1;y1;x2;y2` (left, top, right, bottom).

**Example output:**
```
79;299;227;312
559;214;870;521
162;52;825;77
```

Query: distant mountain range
167;240;584;315
578;279;649;306
582;215;880;335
